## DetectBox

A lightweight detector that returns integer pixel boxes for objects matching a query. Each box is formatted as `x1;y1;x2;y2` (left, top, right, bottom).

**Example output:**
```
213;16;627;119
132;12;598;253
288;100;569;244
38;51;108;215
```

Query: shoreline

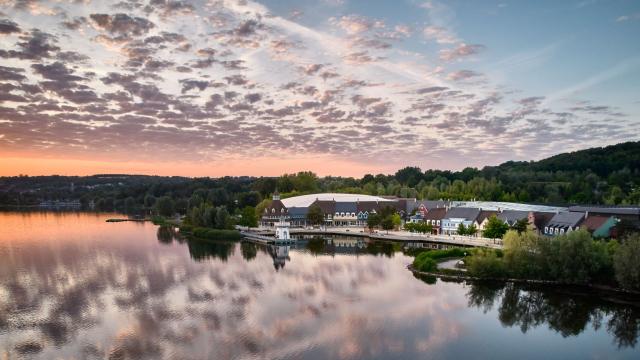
407;264;640;300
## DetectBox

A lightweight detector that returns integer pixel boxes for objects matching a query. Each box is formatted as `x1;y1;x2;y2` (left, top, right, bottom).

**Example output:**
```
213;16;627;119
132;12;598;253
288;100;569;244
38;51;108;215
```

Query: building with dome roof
260;192;405;228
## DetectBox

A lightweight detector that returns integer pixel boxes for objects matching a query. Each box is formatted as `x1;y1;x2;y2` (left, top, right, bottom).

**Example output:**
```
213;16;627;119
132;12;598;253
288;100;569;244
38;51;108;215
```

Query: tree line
1;141;639;212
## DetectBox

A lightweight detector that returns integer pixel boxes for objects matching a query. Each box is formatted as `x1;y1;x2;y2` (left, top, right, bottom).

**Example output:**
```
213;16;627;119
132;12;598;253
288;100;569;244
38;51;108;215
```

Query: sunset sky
1;0;639;177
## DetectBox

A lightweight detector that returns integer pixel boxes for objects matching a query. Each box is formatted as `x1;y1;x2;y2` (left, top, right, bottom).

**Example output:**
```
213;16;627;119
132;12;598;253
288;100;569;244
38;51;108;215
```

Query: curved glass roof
281;193;392;208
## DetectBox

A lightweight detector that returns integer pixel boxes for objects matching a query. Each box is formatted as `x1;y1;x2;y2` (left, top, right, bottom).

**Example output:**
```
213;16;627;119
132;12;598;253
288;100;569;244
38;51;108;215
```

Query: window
351;212;355;217
437;220;440;226
544;226;548;234
272;208;275;213
560;229;565;234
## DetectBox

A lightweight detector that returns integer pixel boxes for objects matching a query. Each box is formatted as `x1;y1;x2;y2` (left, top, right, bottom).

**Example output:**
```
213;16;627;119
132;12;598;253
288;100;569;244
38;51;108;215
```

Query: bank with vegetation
411;230;640;292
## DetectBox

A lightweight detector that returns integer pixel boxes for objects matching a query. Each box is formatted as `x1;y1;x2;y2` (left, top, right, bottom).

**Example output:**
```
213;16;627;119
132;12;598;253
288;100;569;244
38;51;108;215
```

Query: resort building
497;210;530;227
544;212;586;236
441;207;481;235
260;193;399;228
580;215;618;238
261;190;288;227
423;207;447;235
528;211;556;235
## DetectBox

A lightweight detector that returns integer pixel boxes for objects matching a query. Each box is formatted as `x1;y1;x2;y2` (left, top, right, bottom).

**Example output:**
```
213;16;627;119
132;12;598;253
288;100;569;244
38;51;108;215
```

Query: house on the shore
544;212;585;236
528;211;555;235
423;207;447;235
261;191;289;227
441;207;481;235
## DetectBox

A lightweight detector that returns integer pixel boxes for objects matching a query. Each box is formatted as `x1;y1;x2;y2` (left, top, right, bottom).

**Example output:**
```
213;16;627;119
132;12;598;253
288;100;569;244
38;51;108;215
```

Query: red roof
580;215;610;232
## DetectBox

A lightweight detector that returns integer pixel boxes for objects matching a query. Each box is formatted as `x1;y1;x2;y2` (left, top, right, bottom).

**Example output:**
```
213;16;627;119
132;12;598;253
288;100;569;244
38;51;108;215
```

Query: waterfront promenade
244;227;503;249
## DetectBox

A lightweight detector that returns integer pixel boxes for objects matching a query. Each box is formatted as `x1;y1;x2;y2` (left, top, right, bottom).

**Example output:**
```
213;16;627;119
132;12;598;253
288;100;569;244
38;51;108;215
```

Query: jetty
241;227;502;249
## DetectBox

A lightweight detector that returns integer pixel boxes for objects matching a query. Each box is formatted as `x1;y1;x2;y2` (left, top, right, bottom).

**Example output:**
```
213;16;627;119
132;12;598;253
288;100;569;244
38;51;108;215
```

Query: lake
1;212;639;359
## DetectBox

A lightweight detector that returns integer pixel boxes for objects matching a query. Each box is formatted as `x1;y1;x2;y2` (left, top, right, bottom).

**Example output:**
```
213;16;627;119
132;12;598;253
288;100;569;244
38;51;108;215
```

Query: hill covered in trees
1;141;639;212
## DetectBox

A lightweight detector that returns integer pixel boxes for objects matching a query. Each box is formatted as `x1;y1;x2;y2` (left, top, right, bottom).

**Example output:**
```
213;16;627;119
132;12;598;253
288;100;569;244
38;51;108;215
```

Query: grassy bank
179;223;241;241
412;248;473;272
410;230;640;293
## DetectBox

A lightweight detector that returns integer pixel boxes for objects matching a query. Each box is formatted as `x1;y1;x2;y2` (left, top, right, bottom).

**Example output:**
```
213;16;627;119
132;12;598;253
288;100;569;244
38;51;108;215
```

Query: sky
0;0;639;177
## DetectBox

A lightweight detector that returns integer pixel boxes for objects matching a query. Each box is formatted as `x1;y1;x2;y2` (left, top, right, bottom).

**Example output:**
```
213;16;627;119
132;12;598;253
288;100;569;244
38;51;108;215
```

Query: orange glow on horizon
0;154;398;177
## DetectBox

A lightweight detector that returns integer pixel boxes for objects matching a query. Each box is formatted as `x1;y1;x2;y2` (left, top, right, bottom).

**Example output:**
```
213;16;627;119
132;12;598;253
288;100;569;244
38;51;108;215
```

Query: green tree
391;213;402;229
215;206;232;229
614;234;640;290
511;218;529;234
306;205;325;226
467;224;478;236
457;223;467;235
237;191;261;208
381;216;395;233
155;196;175;217
367;213;381;230
483;215;510;239
124;196;137;213
238;206;258;228
144;194;156;208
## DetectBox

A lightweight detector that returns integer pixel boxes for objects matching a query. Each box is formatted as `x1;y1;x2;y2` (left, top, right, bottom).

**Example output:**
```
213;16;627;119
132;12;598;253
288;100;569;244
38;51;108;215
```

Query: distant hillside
489;141;640;177
1;141;639;208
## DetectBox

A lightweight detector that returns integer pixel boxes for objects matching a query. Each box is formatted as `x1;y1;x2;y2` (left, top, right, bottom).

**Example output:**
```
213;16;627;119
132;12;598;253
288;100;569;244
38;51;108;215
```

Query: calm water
1;212;639;359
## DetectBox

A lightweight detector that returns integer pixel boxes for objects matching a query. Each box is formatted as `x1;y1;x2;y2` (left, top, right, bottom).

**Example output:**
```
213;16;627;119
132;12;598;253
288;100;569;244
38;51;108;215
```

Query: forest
1;141;639;213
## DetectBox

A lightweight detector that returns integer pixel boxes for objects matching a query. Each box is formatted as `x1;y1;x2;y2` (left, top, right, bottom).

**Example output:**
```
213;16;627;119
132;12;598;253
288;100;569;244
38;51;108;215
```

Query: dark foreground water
1;212;639;359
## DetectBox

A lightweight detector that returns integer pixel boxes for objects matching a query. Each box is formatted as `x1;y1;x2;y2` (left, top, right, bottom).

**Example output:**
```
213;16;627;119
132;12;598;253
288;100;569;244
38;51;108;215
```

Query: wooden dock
240;231;297;245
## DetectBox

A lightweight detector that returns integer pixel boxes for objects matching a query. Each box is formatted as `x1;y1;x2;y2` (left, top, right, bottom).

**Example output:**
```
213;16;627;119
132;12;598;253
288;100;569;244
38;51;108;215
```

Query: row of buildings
260;192;640;238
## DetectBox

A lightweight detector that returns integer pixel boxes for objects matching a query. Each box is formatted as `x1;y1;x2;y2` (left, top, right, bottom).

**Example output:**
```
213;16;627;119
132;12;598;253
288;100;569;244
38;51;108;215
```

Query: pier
241;227;503;249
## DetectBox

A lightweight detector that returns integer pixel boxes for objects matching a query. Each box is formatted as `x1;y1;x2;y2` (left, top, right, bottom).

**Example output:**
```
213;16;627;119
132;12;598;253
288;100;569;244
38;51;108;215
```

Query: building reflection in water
268;245;290;271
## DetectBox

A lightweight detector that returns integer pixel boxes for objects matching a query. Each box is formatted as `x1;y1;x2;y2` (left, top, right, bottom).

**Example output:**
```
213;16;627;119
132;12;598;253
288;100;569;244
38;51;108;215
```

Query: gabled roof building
544;212;585;236
441;207;481;235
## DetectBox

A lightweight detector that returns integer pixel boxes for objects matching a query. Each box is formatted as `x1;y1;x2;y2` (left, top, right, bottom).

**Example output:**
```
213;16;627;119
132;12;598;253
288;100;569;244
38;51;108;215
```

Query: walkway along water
241;227;503;249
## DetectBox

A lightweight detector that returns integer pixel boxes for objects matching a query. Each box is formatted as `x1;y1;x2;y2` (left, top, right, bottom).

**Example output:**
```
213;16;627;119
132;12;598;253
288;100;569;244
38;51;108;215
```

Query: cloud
446;70;481;81
330;15;383;34
423;26;457;44
616;13;640;22
0;0;636;172
0;29;60;60
0;18;21;34
439;43;485;61
89;13;155;37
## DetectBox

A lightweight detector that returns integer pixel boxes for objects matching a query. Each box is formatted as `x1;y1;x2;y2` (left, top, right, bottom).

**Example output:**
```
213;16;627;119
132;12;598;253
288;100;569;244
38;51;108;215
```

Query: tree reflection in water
241;242;258;261
156;226;178;244
461;280;640;348
185;239;236;262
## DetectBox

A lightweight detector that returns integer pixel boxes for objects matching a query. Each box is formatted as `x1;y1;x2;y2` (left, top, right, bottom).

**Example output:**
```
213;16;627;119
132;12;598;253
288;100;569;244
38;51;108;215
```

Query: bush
613;234;640;290
422;247;468;260
466;249;507;278
191;227;241;241
413;253;438;272
151;215;166;225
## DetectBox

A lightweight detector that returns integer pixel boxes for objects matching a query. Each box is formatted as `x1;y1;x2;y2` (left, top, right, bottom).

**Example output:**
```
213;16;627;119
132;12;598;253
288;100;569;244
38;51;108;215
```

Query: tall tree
155;196;174;217
239;206;258;228
306;205;325;226
483;215;510;239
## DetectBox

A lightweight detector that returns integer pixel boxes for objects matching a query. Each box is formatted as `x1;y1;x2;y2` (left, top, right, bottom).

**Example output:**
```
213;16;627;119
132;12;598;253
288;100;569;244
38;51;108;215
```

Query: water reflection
0;212;638;359
412;276;640;349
